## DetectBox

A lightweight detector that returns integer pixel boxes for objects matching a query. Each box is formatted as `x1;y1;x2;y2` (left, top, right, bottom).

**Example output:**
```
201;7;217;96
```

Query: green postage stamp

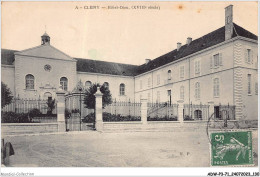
211;131;253;166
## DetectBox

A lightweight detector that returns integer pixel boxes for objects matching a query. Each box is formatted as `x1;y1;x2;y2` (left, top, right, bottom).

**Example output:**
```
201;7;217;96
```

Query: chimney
177;42;181;51
145;59;151;64
186;37;192;45
225;5;233;40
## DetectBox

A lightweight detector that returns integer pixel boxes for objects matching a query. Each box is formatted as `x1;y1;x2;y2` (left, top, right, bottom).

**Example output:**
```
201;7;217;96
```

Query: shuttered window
247;74;251;95
245;49;253;64
210;53;222;68
195;82;200;99
157;91;160;103
195;60;200;74
180;86;184;100
148;78;151;87
180;66;185;78
157;75;160;85
213;78;220;97
255;82;258;95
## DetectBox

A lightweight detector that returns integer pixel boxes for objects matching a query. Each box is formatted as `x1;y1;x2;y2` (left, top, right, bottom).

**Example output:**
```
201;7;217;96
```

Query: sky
1;1;258;65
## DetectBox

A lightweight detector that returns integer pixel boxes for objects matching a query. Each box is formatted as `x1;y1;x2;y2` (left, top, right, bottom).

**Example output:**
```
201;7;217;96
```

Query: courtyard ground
2;129;258;167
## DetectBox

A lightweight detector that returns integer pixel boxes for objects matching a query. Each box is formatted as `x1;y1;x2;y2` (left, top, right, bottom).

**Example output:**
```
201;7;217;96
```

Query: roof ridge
147;25;226;64
1;48;19;52
75;57;139;67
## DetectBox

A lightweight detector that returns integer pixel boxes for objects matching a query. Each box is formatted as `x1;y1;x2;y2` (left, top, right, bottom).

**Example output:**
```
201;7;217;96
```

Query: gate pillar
56;87;66;132
208;101;215;119
177;100;184;122
94;87;103;131
141;99;148;124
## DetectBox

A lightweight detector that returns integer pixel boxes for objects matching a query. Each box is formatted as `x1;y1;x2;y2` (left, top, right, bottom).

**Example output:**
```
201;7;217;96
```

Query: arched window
60;77;68;91
103;82;109;89
213;78;220;97
195;82;200;99
180;86;184;100
120;83;125;96
85;81;92;88
168;70;172;80
25;74;35;89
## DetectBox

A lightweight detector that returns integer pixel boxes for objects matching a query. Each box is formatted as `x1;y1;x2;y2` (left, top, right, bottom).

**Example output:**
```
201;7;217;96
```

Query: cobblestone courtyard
3;130;258;167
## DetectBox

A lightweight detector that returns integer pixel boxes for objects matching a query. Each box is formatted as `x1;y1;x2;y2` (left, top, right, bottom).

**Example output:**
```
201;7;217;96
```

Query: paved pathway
2;130;258;167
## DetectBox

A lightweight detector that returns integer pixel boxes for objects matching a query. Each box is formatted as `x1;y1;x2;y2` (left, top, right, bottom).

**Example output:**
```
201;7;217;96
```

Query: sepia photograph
1;0;258;176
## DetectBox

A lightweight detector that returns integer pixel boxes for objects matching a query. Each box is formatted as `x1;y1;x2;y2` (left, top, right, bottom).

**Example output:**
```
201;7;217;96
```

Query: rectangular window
180;66;184;78
213;78;220;97
247;49;251;63
167;90;171;96
140;80;142;89
214;106;220;119
248;74;251;95
180;86;184;100
148;78;151;88
157;75;160;85
147;93;151;102
157;91;160;103
214;54;219;67
195;61;200;74
167;90;171;104
195;82;200;100
255;82;258;95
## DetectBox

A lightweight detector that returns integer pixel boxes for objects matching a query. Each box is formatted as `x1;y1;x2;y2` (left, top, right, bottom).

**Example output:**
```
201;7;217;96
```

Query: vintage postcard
1;1;258;176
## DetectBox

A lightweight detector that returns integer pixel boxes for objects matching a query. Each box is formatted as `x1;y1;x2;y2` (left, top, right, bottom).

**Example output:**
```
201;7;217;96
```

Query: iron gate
65;93;95;131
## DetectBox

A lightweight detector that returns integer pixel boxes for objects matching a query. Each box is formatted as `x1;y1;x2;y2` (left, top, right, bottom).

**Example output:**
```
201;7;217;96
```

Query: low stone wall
1;123;58;135
103;122;143;131
102;119;258;132
209;120;258;129
102;121;208;132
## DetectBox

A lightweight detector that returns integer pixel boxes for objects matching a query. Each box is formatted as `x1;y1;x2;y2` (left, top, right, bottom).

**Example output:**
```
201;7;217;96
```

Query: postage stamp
210;131;254;166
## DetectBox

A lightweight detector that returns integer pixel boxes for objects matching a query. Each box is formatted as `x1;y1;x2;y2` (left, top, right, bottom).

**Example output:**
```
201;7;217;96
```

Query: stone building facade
1;5;258;120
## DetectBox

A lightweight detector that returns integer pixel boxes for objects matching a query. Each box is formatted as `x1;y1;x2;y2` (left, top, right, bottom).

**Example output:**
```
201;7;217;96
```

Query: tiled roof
1;49;18;65
135;23;258;75
1;23;257;76
233;23;258;40
76;58;139;76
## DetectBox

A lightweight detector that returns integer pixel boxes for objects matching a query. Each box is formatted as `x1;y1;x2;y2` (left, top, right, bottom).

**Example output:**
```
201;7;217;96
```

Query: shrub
184;115;194;121
47;98;55;115
71;109;80;113
28;108;42;118
147;116;178;121
103;112;141;122
1;111;32;123
82;113;95;123
82;112;141;122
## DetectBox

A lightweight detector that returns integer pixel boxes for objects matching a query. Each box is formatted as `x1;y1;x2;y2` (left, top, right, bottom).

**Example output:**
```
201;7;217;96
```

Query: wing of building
1;5;258;121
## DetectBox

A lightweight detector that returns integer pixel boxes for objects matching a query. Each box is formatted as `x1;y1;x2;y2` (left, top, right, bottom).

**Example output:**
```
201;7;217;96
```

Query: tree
46;98;56;115
1;82;13;108
83;83;112;109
